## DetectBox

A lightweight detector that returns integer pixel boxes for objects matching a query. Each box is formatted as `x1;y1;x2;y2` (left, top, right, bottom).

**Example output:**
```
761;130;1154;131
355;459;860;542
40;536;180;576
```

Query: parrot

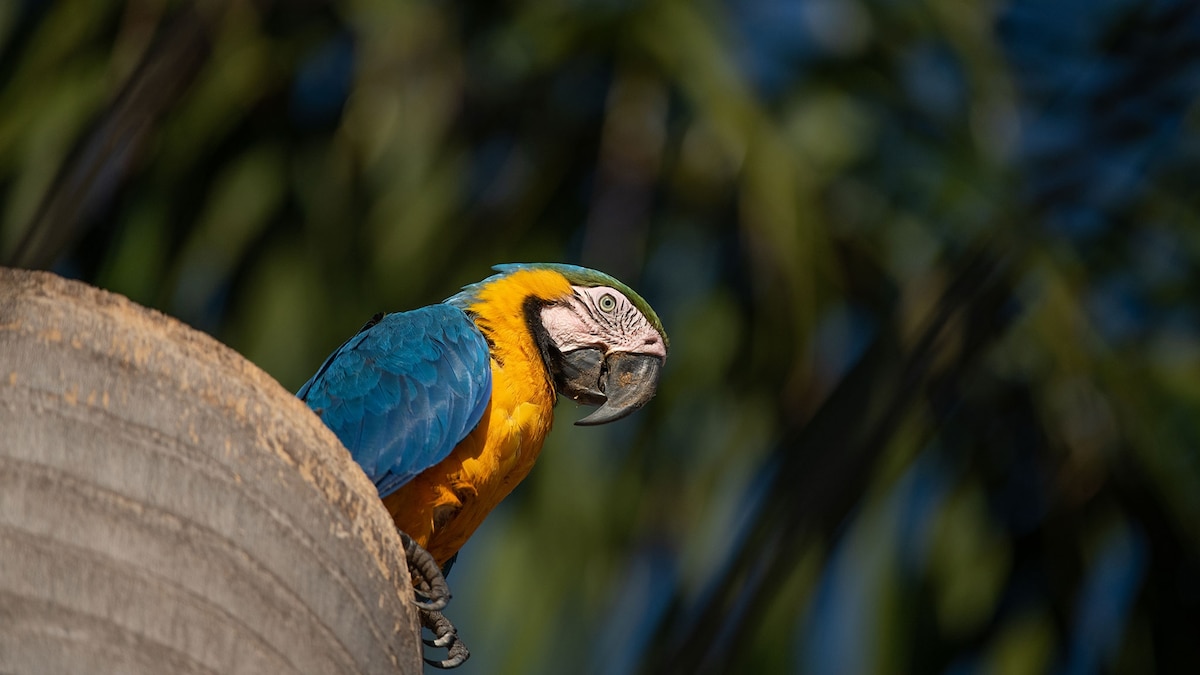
296;263;668;668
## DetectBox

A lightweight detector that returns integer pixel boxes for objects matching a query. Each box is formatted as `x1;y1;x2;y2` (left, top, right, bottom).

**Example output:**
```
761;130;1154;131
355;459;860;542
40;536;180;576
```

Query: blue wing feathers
297;303;492;497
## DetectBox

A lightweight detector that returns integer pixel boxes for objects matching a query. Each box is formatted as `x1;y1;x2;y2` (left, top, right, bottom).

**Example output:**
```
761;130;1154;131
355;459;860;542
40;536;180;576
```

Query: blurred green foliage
5;0;1200;673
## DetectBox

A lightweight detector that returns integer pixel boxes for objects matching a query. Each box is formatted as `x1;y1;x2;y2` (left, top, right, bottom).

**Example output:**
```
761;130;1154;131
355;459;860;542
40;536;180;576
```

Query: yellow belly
382;365;555;566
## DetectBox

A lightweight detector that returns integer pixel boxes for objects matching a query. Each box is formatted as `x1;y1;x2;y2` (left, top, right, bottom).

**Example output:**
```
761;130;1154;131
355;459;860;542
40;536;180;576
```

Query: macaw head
534;264;668;425
451;263;668;426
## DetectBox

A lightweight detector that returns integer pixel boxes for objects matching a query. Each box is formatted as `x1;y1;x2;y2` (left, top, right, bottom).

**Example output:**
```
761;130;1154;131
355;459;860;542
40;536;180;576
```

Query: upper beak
559;350;663;426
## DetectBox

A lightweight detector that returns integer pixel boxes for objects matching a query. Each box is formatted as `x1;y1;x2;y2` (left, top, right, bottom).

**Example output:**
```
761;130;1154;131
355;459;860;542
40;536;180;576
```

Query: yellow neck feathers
464;267;573;390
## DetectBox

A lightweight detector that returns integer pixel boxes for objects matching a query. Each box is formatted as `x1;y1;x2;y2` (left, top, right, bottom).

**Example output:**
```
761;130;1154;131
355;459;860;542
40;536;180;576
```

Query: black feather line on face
524;295;558;394
575;289;604;325
618;303;638;332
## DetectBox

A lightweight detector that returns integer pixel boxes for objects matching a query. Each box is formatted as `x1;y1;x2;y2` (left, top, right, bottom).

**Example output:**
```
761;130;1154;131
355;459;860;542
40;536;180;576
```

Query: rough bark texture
0;268;421;675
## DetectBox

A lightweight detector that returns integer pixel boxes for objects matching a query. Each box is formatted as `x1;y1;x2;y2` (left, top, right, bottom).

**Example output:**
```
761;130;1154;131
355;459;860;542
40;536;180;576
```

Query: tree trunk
0;268;421;675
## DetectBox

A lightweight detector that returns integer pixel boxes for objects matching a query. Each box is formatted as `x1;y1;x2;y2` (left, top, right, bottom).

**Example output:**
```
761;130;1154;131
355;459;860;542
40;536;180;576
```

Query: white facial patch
540;285;667;360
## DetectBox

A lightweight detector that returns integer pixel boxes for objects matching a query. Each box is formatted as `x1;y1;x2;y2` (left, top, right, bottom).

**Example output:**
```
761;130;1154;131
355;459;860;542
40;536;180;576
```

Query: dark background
4;0;1200;672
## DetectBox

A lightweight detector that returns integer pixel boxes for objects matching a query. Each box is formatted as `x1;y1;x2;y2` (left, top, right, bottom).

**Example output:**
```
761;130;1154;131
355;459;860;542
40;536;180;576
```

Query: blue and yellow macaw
297;263;667;667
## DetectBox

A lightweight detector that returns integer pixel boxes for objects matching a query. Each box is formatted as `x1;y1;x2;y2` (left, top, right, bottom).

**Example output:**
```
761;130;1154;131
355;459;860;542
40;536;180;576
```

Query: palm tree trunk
0;267;421;675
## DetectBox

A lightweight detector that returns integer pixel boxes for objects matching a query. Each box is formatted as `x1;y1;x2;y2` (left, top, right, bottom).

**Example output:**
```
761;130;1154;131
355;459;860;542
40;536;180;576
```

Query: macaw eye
598;293;617;312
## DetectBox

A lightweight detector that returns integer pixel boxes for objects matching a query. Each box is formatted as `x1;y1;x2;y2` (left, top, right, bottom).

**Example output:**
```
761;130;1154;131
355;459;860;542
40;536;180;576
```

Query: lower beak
574;352;663;426
555;348;607;406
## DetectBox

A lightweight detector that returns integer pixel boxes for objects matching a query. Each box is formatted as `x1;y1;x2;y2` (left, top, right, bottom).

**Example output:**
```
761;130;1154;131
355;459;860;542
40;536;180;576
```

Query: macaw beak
555;349;663;426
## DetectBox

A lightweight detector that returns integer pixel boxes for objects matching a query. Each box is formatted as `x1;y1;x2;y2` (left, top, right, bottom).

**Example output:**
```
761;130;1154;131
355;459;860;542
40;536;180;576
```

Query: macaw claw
399;529;450;612
399;529;470;667
421;609;470;669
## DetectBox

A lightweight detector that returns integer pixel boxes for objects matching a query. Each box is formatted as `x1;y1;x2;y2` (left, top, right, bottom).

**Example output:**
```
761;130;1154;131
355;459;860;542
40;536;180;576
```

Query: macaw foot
398;530;450;611
420;608;470;669
397;529;469;667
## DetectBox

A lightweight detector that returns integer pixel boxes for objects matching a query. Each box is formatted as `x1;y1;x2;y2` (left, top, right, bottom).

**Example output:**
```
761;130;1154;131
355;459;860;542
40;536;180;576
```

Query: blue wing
297;304;492;497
